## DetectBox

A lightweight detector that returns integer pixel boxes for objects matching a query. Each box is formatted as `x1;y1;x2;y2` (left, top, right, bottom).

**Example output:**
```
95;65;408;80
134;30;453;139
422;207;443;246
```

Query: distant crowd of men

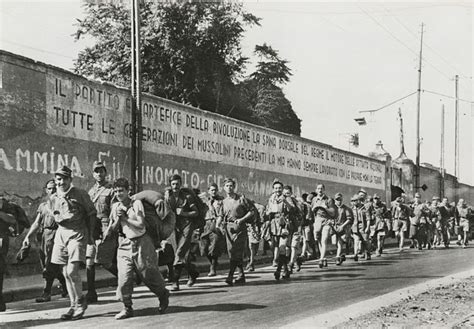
0;162;472;321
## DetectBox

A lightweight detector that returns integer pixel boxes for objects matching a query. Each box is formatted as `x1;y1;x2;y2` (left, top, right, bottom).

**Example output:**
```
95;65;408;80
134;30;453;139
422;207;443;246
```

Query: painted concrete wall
0;50;388;269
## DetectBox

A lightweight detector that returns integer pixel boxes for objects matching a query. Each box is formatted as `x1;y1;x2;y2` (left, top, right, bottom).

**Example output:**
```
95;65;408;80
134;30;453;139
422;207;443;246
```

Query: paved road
2;246;474;328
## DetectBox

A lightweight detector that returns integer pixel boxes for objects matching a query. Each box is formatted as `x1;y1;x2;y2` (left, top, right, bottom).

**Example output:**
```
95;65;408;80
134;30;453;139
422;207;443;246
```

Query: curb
281;267;474;328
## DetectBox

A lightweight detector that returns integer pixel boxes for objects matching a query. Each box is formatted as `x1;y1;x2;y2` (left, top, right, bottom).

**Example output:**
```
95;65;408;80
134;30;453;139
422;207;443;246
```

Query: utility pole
440;103;445;198
415;22;424;193
454;74;459;178
130;0;142;193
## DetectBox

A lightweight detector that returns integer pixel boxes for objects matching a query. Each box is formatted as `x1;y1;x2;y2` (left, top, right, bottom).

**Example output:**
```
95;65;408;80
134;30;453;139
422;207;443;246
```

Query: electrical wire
359;91;418;113
422;89;474;103
1;39;75;59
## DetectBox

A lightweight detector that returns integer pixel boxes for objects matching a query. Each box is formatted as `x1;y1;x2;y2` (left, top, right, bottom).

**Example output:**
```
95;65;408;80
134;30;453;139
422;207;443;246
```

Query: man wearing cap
333;192;353;265
372;194;391;256
391;196;411;251
456;199;471;248
0;197;30;312
167;174;200;291
266;180;294;279
409;192;429;250
23;179;68;303
350;194;371;261
438;197;458;248
50;166;97;320
86;161;115;303
430;197;443;247
310;184;336;268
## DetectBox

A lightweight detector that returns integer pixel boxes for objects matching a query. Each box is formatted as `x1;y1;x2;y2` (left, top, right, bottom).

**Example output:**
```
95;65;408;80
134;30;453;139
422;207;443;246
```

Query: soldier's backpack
0;198;30;237
131;190;176;248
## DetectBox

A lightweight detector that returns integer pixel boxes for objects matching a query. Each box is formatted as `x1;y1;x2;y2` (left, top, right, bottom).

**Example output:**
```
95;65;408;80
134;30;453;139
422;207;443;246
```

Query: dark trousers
0;236;9;305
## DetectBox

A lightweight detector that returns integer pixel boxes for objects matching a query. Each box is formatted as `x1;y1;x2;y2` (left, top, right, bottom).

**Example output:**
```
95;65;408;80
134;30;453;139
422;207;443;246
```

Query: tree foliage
74;2;300;135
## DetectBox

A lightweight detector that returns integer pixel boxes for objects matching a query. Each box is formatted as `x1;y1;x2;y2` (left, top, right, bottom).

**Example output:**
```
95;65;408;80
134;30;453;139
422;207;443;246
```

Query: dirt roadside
336;276;474;328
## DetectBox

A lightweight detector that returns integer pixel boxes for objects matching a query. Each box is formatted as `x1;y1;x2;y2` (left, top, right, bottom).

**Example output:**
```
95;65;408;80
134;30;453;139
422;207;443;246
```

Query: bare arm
23;213;42;244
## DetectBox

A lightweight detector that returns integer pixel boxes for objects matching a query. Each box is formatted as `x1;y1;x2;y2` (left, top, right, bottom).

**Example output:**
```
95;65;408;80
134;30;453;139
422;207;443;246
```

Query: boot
235;262;245;284
274;256;283;281
158;289;170;314
208;258;217;277
86;265;98;303
226;260;237;286
36;279;53;303
170;265;182;291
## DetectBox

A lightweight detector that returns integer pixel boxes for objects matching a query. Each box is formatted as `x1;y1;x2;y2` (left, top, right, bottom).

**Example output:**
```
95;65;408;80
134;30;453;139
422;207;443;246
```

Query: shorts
303;225;314;242
409;224;419;239
460;218;470;232
86;243;97;259
291;232;303;248
51;228;86;265
393;219;408;232
313;216;329;234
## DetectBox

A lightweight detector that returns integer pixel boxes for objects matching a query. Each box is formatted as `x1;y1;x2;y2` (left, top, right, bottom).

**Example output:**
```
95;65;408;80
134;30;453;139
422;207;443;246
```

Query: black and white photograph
0;0;473;327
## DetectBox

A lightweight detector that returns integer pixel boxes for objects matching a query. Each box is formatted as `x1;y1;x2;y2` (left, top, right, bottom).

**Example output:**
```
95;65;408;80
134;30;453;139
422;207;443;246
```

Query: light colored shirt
111;200;146;239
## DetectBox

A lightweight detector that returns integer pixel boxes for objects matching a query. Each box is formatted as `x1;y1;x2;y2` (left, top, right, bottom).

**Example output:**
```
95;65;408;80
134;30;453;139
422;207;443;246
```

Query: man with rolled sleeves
456;199;471;248
167;174;199;291
333;192;353;265
50;166;97;320
104;178;169;319
391;196;411;251
86;161;115;303
311;184;336;268
351;194;371;261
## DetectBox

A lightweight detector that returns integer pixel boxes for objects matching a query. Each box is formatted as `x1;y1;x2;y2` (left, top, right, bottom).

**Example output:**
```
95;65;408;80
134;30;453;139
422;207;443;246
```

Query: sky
1;0;473;184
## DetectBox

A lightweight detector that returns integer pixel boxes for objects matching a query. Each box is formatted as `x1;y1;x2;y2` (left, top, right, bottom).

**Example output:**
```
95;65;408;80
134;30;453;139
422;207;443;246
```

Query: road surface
1;246;473;328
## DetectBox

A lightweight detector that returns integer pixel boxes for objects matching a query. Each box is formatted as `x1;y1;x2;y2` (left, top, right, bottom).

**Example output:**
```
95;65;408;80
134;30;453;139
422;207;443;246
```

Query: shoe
60;307;75;320
282;272;290;280
170;282;180;291
272;260;278;267
158;290;170;314
296;259;302;272
354;255;358;262
234;276;246;285
86;291;98;303
335;256;342;265
427;243;432;250
318;260;324;268
245;264;255;272
456;241;462;246
462;244;466;249
274;272;281;281
71;298;87;321
376;252;381;257
323;258;328;267
36;294;51;303
341;254;346;262
418;245;423;250
207;271;216;277
288;263;294;274
366;253;371;260
225;277;233;286
115;307;134;320
187;272;199;287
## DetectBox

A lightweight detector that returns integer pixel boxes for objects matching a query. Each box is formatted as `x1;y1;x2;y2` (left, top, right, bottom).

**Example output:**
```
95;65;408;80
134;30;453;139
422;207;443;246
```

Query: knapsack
131;190;176;248
0;199;30;237
186;188;208;230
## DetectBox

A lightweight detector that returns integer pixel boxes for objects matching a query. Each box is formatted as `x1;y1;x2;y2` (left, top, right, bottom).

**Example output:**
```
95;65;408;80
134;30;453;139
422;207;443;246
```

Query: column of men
0;168;472;319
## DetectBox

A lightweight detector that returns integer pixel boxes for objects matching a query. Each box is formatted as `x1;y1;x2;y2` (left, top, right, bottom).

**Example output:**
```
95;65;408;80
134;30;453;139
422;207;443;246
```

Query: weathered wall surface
0;51;388;270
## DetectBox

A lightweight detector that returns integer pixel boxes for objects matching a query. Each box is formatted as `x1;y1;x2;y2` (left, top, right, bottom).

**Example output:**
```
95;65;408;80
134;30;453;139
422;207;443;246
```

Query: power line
422;89;474;104
1;39;75;59
359;91;418;113
381;5;464;75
